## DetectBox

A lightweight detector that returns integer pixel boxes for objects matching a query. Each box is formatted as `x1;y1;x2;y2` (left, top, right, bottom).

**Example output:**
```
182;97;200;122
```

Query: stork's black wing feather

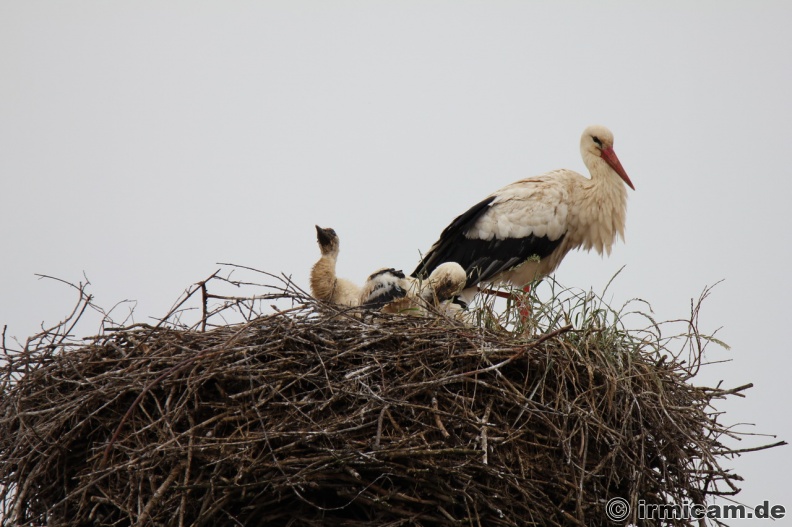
412;196;495;281
412;196;564;288
453;234;564;287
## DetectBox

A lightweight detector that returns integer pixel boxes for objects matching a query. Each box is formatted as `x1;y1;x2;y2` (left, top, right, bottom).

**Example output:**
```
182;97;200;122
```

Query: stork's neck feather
310;253;339;301
569;154;629;255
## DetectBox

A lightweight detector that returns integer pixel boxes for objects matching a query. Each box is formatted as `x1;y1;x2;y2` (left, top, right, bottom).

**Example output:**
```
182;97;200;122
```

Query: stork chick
360;268;411;311
412;125;635;307
310;225;362;307
361;262;467;314
417;262;469;306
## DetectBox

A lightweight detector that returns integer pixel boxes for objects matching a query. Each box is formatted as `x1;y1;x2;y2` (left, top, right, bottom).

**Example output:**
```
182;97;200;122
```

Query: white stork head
581;125;635;190
315;225;341;258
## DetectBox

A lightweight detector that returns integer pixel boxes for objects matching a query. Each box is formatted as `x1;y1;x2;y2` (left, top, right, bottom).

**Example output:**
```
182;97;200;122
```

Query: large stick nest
0;271;784;526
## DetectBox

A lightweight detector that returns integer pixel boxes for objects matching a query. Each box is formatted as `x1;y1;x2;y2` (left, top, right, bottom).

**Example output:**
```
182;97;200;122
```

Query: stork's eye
592;136;603;147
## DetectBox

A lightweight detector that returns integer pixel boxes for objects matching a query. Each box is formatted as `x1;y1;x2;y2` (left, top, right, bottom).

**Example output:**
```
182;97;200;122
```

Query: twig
480;402;492;465
728;440;787;454
432;396;450;439
135;463;183;527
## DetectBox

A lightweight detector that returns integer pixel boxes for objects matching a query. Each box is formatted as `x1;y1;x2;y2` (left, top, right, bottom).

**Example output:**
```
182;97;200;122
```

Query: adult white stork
412;125;635;306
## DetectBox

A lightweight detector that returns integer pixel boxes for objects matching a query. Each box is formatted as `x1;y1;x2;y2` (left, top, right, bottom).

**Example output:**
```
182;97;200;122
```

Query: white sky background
1;1;790;521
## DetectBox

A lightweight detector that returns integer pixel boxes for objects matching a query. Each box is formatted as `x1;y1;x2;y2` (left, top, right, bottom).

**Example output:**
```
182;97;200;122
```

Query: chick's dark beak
315;225;334;246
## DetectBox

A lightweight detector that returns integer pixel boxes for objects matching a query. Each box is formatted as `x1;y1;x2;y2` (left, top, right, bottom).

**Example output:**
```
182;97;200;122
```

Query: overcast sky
1;1;789;522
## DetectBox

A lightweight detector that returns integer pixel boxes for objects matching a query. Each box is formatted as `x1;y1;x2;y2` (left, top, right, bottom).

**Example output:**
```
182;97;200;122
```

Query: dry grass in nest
0;267;784;526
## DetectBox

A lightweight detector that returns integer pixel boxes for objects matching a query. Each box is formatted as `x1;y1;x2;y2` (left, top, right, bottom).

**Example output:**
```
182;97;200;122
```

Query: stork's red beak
601;147;635;190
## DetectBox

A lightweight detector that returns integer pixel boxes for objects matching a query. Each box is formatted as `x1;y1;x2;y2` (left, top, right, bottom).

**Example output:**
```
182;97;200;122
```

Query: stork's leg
517;285;532;324
478;285;532;328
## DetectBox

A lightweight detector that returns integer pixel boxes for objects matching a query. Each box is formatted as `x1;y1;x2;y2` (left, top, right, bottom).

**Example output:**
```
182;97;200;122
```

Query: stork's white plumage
310;225;362;307
412;125;635;305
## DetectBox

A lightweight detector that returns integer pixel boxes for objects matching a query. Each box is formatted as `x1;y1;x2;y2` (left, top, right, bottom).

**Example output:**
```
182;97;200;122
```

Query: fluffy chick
309;225;362;307
360;262;466;314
